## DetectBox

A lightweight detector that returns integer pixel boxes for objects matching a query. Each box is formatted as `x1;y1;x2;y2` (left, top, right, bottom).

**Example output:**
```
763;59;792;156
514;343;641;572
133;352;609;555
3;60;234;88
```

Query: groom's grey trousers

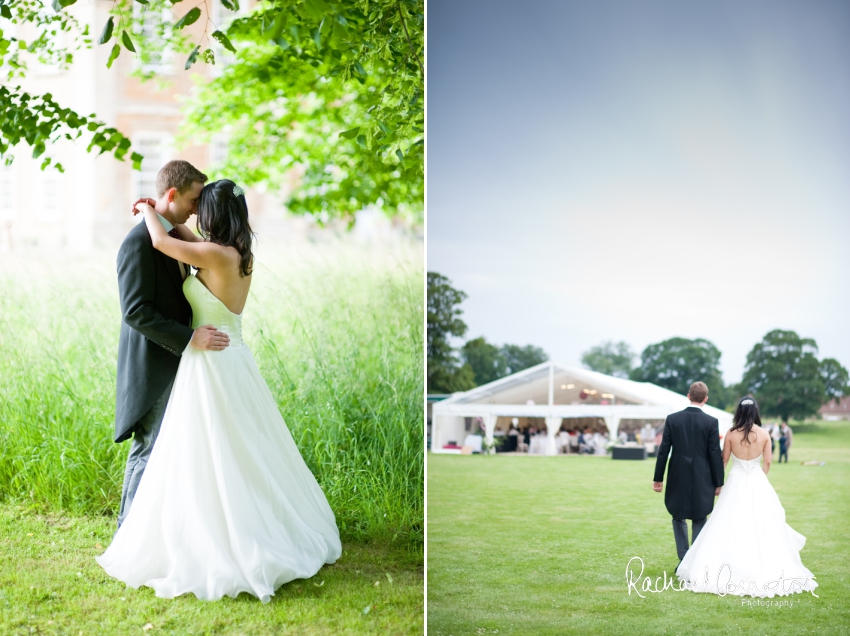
116;378;174;529
673;516;706;561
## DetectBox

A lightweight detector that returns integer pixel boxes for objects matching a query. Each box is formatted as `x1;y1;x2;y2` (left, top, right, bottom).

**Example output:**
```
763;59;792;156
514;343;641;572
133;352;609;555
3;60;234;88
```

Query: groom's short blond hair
156;160;208;196
688;381;709;402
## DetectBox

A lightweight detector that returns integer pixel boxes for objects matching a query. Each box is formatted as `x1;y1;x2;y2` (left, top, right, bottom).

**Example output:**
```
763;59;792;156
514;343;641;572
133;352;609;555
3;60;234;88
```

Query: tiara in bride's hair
232;183;245;198
740;399;754;406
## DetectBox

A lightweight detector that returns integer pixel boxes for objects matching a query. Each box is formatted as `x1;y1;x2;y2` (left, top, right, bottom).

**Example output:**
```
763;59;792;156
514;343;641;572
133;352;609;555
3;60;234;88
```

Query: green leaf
106;43;120;69
59;0;77;6
339;127;360;139
268;11;286;40
121;31;136;53
312;20;323;50
395;149;403;162
175;7;201;29
211;30;236;53
220;0;237;10
273;37;290;50
184;45;199;70
289;25;301;47
51;0;62;11
135;0;149;5
304;0;330;21
1;5;11;19
97;17;114;45
330;17;350;48
131;152;144;171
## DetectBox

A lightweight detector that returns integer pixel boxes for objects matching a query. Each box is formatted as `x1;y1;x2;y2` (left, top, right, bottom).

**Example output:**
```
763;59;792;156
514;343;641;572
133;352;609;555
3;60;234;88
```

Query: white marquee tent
431;362;733;455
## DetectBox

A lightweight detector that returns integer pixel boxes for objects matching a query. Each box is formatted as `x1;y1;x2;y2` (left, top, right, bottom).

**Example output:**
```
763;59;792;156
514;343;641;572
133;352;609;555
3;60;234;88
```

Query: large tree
5;0;423;222
581;340;635;378
631;337;727;406
460;337;506;386
500;343;547;375
427;272;474;394
740;330;849;422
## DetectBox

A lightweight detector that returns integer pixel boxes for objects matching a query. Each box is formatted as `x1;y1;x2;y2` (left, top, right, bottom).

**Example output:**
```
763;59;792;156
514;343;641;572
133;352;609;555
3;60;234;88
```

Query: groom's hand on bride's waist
190;325;230;351
652;481;663;492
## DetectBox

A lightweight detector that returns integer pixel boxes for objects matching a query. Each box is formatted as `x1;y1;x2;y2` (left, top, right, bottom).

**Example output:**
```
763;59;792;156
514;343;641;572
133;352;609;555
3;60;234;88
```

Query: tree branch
396;2;422;77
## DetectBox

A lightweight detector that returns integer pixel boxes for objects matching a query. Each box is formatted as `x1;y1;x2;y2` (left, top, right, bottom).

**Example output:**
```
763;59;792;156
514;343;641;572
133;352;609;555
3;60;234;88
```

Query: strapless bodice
730;452;763;475
183;275;243;347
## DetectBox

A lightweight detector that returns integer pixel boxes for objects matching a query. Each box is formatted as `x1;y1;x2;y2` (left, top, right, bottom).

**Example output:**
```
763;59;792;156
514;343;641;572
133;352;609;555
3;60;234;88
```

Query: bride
97;180;342;603
676;397;817;597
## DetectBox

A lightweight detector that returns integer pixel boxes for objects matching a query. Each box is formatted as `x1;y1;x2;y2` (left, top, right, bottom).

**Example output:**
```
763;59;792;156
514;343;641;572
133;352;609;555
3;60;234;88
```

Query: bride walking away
676;397;818;597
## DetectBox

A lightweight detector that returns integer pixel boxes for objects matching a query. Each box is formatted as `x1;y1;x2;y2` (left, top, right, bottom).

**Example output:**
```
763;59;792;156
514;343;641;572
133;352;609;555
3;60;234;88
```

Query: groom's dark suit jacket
653;406;725;520
114;221;193;443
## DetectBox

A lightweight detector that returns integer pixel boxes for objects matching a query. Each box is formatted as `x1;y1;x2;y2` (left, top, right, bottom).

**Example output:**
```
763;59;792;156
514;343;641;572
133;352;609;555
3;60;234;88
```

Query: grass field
0;241;423;634
0;243;423;544
427;420;850;635
0;504;422;635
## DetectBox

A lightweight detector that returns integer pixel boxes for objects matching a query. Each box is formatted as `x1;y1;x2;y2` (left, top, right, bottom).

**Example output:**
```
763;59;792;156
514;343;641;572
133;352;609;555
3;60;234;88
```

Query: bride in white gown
97;180;342;603
676;397;817;597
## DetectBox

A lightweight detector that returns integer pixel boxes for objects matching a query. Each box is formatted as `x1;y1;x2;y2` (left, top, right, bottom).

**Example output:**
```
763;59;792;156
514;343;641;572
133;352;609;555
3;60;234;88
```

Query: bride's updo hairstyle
197;179;254;277
730;396;762;445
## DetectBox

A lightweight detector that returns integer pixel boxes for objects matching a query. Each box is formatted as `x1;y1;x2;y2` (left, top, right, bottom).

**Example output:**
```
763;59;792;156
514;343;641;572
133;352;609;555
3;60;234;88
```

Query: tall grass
0;242;423;547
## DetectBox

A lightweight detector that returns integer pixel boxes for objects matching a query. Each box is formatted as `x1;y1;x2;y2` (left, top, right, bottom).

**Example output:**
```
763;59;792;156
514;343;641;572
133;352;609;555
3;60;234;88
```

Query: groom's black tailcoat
653;406;725;520
114;221;193;443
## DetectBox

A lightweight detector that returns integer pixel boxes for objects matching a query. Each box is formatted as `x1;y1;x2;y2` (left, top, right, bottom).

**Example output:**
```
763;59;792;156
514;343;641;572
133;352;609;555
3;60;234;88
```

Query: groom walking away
652;381;725;566
114;160;230;529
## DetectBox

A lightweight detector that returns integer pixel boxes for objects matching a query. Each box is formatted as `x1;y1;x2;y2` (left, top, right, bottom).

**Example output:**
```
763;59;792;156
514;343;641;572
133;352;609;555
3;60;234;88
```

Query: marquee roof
437;362;731;424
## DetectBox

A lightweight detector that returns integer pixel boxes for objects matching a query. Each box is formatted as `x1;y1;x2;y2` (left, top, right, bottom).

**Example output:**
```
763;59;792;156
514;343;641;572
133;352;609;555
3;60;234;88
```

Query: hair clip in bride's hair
740;399;754;406
233;184;245;198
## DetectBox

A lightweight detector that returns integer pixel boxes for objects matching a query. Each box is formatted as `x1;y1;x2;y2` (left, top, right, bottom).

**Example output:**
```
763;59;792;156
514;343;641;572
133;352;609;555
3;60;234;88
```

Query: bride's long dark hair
730;396;762;445
197;179;254;277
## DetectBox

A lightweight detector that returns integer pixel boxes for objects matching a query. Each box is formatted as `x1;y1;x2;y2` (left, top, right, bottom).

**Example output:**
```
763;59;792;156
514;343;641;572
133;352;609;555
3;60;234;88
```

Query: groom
652;381;724;565
114;160;229;529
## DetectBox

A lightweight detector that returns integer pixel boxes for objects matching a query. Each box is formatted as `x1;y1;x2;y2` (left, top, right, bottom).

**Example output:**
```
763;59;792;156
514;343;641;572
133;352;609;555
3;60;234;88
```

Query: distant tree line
582;333;848;421
428;271;849;421
427;272;547;393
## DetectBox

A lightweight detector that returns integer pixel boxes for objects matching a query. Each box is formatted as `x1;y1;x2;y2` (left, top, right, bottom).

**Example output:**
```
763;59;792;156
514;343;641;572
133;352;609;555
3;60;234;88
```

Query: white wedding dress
97;275;342;603
676;452;817;597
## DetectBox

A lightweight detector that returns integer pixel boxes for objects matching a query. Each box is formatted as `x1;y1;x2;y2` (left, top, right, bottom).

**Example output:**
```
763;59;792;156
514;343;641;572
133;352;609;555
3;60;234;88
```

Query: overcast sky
427;0;850;384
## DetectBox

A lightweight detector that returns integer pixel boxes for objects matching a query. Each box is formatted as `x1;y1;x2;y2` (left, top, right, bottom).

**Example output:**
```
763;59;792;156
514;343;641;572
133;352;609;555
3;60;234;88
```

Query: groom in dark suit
652;381;725;564
115;160;229;529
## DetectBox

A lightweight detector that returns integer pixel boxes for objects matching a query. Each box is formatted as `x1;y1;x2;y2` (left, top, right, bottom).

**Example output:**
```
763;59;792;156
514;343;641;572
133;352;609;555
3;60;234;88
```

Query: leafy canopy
581;340;635;379
0;0;141;170
461;337;507;387
500;343;547;376
740;329;849;422
3;0;423;222
106;0;424;222
631;337;726;405
427;272;474;394
462;339;548;387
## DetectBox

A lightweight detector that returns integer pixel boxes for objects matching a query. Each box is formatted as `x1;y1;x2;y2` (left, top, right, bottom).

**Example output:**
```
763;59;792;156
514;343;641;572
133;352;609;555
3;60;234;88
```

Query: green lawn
427;421;850;635
0;245;424;634
0;504;423;635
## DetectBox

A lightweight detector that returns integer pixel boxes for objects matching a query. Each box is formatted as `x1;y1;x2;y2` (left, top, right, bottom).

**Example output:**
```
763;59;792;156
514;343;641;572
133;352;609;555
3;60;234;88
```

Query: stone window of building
133;133;173;201
41;171;61;223
0;163;15;222
133;4;174;74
